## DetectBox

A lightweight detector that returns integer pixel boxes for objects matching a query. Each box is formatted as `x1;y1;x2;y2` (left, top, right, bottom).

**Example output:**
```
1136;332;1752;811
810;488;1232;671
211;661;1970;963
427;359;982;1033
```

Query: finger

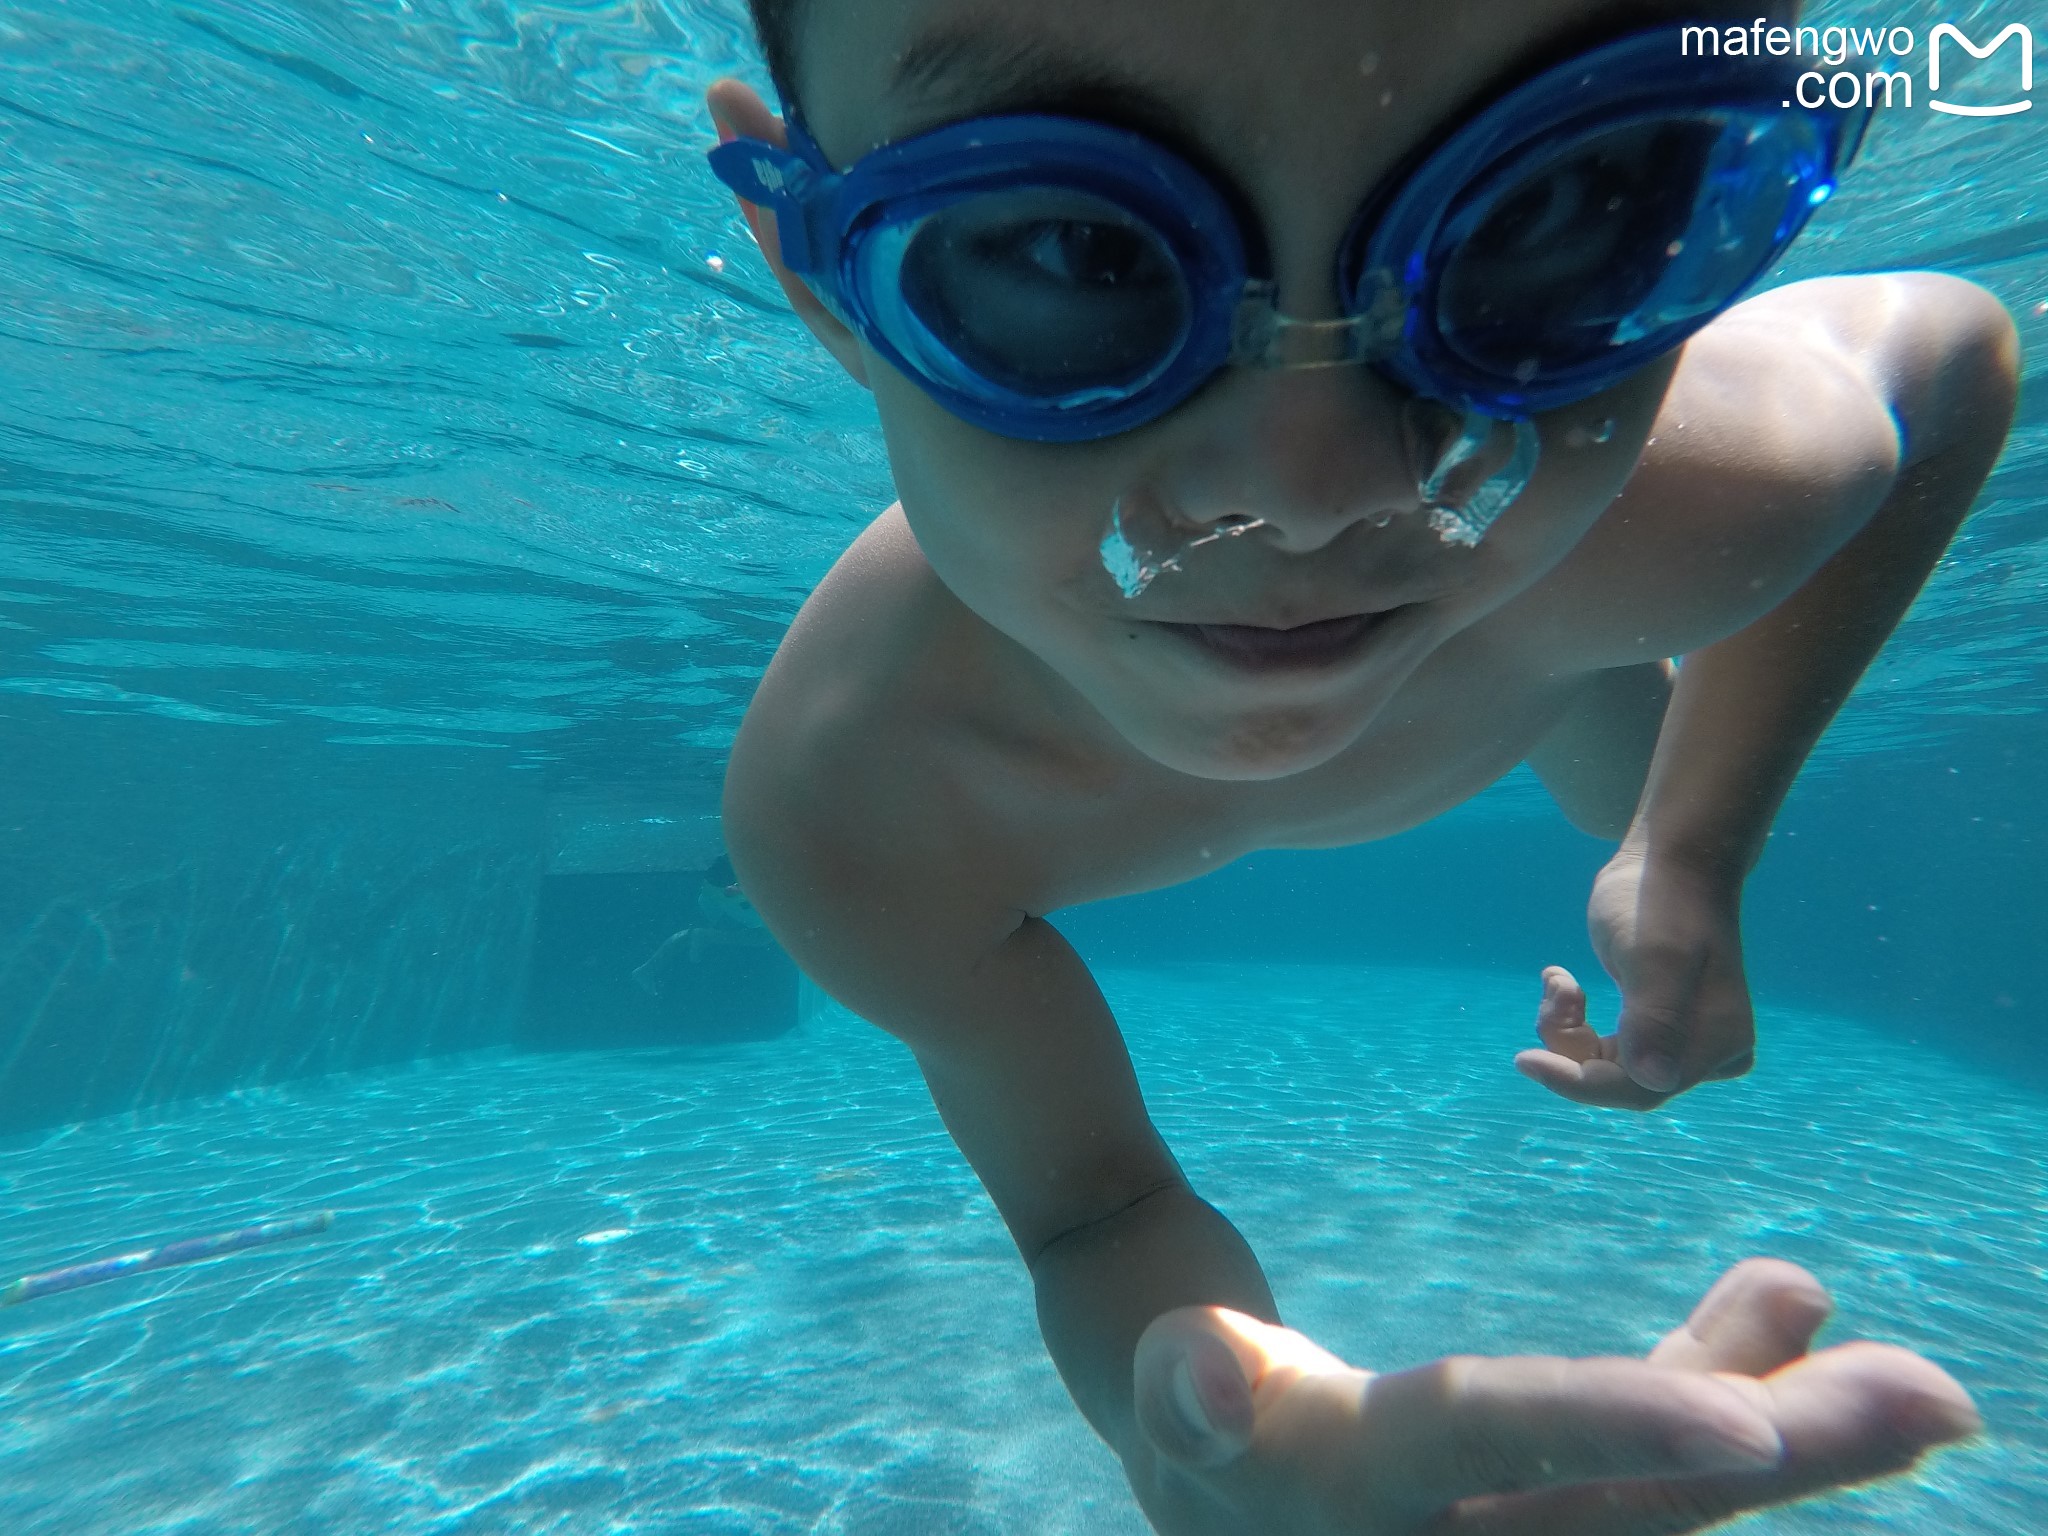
1534;967;1595;1056
1359;1354;1784;1508
1133;1307;1348;1469
1514;1050;1670;1111
1442;1342;1981;1536
1134;1309;1258;1468
1649;1259;1832;1376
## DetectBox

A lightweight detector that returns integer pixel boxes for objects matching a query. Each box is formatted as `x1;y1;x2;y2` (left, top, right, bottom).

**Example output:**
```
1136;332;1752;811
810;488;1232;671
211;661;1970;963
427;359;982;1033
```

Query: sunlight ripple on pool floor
0;964;2041;1534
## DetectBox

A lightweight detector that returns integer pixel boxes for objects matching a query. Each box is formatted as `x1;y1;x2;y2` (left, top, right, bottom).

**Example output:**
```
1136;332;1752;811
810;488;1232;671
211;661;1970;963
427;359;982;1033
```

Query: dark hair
745;0;807;104
705;854;737;886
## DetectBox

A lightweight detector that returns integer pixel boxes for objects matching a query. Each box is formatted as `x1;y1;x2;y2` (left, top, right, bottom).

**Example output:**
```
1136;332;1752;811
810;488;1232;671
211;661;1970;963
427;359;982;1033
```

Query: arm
722;713;1280;1494
725;684;1979;1534
1520;274;2021;1107
918;920;1281;1496
1630;275;2021;881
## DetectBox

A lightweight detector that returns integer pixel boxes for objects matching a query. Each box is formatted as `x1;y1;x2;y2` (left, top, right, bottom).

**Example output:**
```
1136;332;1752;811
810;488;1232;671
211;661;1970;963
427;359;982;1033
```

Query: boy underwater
703;1;2017;1531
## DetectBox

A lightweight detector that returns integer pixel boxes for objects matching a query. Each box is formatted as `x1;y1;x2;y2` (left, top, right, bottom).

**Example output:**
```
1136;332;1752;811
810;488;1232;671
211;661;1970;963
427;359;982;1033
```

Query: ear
705;77;870;388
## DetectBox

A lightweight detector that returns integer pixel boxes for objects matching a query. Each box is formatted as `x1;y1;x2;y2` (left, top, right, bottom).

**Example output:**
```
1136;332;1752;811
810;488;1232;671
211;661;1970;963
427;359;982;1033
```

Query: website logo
1928;22;2033;116
1680;18;2035;118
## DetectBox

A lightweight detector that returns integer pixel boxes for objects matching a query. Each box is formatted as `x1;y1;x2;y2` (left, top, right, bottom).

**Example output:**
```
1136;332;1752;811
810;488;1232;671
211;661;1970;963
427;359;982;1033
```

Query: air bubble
1098;496;1270;600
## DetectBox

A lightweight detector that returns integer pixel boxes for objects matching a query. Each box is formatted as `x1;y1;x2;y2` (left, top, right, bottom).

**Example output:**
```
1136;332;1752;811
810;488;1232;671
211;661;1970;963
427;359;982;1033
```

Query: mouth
1159;610;1398;673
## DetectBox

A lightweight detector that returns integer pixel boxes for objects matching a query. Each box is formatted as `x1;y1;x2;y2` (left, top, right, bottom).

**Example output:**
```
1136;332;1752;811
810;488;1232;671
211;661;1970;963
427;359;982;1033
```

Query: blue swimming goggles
708;27;1871;443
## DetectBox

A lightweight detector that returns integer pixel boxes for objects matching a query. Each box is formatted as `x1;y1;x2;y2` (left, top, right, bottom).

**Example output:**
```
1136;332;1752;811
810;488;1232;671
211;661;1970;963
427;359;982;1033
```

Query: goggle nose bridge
1226;273;1410;370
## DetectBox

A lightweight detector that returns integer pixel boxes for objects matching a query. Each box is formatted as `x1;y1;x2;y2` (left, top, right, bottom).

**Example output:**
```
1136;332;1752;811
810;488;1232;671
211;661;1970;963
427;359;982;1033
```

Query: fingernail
1170;1354;1218;1439
1158;1345;1253;1468
1676;1420;1783;1472
1633;1052;1679;1093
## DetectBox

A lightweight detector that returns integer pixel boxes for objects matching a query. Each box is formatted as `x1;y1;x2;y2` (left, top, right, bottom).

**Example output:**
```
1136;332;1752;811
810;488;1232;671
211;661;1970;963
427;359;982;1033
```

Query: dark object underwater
3;1211;335;1306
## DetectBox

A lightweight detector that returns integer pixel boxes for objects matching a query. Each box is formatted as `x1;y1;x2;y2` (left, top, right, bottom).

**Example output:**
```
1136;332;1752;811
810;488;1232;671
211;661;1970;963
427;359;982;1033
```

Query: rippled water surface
2;0;2044;787
4;0;893;796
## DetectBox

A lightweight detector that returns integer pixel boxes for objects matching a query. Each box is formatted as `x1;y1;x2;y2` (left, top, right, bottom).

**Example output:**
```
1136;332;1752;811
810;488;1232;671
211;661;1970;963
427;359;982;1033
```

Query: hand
1130;1259;1978;1536
1517;847;1755;1110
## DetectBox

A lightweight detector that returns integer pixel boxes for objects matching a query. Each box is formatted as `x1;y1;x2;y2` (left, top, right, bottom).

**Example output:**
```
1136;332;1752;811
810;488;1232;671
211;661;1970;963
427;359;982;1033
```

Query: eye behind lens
873;187;1198;402
1426;110;1829;394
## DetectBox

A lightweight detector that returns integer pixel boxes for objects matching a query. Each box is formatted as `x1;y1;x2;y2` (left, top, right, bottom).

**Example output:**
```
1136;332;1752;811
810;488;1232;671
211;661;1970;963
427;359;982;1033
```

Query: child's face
773;0;1764;781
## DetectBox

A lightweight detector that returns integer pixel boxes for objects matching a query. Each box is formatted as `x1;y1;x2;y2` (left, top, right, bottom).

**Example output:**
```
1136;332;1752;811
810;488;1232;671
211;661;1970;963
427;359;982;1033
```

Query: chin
1126;703;1368;782
1084;611;1441;781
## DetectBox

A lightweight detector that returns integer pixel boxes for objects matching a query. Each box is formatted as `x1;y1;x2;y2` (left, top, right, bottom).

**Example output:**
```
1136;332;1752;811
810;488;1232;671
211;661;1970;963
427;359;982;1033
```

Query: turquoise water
3;0;2047;1532
3;969;2045;1532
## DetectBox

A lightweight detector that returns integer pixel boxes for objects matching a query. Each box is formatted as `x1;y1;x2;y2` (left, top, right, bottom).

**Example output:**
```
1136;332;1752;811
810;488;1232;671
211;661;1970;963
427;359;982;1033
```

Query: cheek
873;370;1122;618
1475;364;1678;575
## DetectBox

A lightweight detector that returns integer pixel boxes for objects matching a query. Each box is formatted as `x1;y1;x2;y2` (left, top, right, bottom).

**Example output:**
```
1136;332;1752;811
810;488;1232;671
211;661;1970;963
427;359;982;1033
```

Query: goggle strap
706;137;827;274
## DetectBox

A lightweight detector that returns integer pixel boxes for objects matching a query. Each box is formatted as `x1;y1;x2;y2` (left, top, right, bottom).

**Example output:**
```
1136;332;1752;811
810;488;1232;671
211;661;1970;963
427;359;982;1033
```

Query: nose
1152;360;1423;554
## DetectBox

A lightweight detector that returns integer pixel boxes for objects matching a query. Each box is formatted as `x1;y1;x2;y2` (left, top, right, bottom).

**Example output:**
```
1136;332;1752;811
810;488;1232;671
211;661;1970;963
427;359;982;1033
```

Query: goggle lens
854;109;1834;423
1426;110;1830;389
709;30;1872;439
860;188;1195;405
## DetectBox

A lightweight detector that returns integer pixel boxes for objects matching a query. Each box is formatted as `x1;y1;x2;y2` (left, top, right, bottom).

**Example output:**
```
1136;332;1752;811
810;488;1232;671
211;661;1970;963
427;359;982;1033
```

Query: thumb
1134;1309;1258;1469
1615;958;1705;1094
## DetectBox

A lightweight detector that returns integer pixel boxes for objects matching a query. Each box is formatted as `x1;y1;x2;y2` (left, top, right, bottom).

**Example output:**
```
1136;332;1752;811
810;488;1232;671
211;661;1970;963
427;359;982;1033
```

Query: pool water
3;0;2046;1531
4;966;2043;1534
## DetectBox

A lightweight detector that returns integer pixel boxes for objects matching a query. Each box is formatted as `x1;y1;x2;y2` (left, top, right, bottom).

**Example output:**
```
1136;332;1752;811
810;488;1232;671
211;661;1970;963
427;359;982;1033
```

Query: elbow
1890;275;2022;467
1942;285;2023;448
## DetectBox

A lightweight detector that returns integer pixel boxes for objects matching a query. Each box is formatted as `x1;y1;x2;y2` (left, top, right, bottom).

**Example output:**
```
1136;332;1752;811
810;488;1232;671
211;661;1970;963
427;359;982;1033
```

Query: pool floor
2;964;2041;1533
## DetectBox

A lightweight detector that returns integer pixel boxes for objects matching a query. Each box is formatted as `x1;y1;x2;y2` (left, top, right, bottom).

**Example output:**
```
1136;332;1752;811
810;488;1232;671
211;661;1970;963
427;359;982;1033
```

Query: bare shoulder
719;506;1061;1031
722;514;1190;1262
1716;272;2020;445
1505;272;2017;670
1635;271;2018;509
